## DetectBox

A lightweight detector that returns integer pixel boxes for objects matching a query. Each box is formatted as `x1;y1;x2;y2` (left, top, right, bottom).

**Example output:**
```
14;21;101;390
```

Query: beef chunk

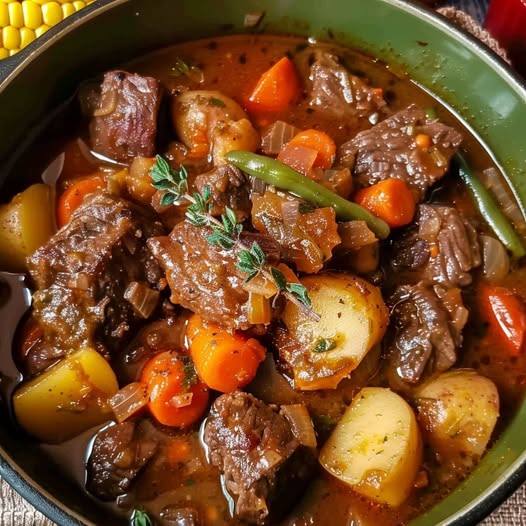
307;51;387;129
342;105;462;200
391;204;481;288
148;223;279;329
194;164;251;221
203;392;315;525
87;422;158;501
89;71;162;162
28;193;164;368
388;282;468;384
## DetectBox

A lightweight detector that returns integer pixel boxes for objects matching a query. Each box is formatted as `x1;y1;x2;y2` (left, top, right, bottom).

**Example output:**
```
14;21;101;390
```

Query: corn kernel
8;1;23;28
0;3;9;28
28;1;49;5
34;23;49;38
20;26;35;47
9;47;19;56
3;25;20;50
22;1;43;29
42;2;62;25
61;2;75;17
0;48;8;60
73;1;86;10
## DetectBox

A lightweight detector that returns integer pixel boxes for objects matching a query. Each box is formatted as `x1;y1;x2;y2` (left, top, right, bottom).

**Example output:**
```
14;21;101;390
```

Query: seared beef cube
203;392;316;525
28;193;164;363
307;51;387;129
87;422;157;501
89;71;162;162
148;223;280;330
342;105;462;200
194;164;251;221
387;282;467;384
392;204;481;288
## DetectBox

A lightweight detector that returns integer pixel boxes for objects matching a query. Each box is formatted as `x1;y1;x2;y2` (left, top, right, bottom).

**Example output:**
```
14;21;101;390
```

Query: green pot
0;1;525;525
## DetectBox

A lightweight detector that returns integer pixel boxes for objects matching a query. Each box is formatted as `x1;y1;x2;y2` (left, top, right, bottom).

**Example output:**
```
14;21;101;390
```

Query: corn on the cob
0;0;95;57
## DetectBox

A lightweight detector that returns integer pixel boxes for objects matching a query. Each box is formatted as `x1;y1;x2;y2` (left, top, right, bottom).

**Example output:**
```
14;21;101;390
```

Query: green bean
455;152;525;258
225;151;390;239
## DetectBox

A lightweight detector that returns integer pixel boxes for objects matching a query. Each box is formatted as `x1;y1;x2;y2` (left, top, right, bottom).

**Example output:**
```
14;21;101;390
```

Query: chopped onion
480;234;510;280
250;175;267;195
338;220;376;250
247;292;272;325
124;282;160;319
256;448;283;472
93;89;118;117
242;273;277;298
481;167;526;235
430;147;448;168
68;272;90;291
244;10;265;27
281;199;300;229
278;144;318;177
170;392;193;408
261;121;299;154
280;404;317;448
110;382;148;423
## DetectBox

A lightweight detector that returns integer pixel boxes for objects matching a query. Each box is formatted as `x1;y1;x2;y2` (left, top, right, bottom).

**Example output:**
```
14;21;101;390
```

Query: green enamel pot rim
0;1;525;526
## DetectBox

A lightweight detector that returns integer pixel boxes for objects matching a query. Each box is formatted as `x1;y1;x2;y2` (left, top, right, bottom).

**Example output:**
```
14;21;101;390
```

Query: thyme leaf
131;509;153;526
312;337;337;353
209;97;226;107
151;154;188;203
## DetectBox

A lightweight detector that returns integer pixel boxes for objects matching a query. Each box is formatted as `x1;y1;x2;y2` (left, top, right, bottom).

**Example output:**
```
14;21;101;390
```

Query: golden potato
13;348;119;444
414;369;499;465
274;272;388;390
319;387;423;506
0;183;54;271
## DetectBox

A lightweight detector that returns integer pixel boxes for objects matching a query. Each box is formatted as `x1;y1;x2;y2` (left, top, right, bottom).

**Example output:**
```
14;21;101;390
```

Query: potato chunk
319;387;422;506
414;369;499;465
0;183;54;271
13;348;119;444
274;273;388;390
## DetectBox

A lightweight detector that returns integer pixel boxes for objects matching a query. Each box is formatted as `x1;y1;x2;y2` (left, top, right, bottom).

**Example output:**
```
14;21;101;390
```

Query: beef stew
1;34;526;526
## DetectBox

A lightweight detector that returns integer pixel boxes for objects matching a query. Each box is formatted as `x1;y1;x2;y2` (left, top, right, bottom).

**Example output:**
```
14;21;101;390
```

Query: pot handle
0;49;31;84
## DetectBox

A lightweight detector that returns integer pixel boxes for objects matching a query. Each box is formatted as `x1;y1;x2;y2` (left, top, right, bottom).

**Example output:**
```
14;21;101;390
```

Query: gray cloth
1;475;526;524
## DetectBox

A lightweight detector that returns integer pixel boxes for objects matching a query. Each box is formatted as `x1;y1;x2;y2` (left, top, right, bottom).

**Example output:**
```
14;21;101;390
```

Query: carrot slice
479;285;526;356
186;314;266;393
56;175;106;227
245;57;301;114
353;178;416;228
141;351;209;428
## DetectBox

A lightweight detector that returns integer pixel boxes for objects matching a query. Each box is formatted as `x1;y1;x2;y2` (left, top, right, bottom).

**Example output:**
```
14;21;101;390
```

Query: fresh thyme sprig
150;155;188;206
149;155;316;317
